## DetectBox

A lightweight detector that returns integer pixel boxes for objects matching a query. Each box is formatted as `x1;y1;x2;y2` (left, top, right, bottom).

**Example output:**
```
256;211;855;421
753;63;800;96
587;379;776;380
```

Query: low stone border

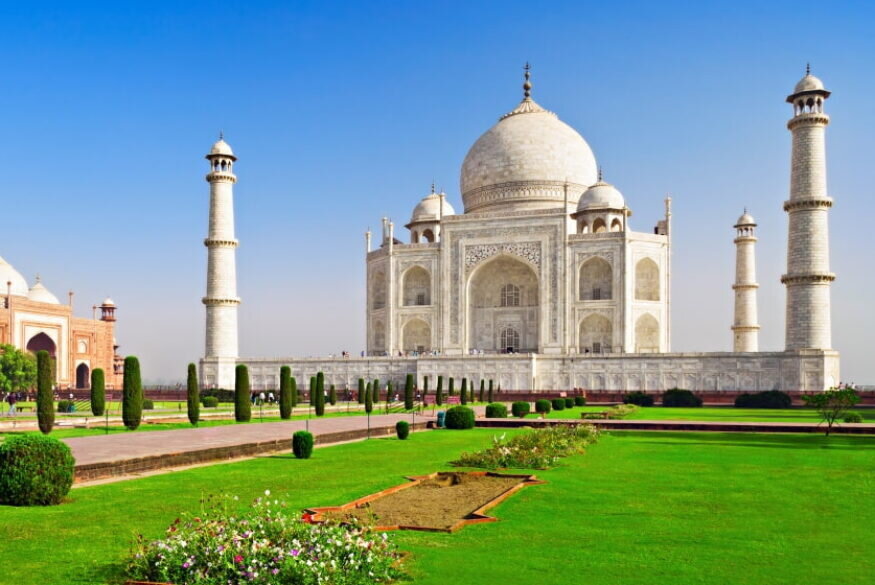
471;418;875;434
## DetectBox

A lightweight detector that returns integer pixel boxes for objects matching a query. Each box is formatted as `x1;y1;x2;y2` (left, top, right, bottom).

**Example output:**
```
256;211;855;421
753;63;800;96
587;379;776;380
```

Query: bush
201;396;219;408
535;399;552;415
485;403;507;418
0;434;75;506
280;366;293;419
608;404;639;419
292;430;314;459
186;363;199;425
36;350;53;434
445;406;475;429
574;396;586;407
395;421;410;440
90;368;105;416
734;390;792;409
844;412;863;423
143;399;154;410
56;400;74;413
452;424;600;470
200;388;235;402
328;384;337;406
551;398;566;411
623;391;654;407
511;401;530;418
662;388;702;407
123;356;144;430
564;397;574;408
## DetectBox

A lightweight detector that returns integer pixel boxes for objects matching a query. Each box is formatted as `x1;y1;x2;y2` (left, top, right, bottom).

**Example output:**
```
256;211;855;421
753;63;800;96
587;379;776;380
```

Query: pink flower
234;555;244;564
291;549;300;557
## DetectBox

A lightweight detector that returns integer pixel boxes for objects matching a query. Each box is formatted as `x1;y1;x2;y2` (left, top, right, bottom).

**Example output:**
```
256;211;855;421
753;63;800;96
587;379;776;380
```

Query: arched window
610;218;622;232
422;229;435;243
579;222;590;234
500;326;520;352
592;218;607;233
579;257;612;301
403;266;430;306
500;284;521;307
579;314;612;354
635;258;660;301
77;339;88;354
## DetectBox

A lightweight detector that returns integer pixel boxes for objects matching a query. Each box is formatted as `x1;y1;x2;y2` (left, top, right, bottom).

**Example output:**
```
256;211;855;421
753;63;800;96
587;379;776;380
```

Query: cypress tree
386;381;393;412
404;373;414;410
36;350;54;435
461;378;468;405
90;367;105;416
423;376;429;398
123;356;143;430
372;379;380;403
279;366;292;419
187;363;199;426
479;379;485;403
488;379;494;403
357;378;365;404
329;384;337;406
436;381;444;406
437;376;443;399
291;376;298;407
310;376;317;406
315;372;326;416
235;364;251;422
365;382;373;413
449;377;455;396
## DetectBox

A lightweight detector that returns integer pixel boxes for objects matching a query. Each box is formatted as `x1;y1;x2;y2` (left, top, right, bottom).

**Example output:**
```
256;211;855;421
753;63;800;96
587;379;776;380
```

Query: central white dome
0;256;29;297
460;93;598;213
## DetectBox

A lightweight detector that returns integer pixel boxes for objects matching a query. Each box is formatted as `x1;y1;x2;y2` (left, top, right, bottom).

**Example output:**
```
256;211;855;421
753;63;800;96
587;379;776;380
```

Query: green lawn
1;429;873;584
537;405;875;423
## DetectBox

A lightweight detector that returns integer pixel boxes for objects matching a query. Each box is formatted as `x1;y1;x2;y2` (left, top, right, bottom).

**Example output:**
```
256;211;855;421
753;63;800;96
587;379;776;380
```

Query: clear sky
1;1;872;384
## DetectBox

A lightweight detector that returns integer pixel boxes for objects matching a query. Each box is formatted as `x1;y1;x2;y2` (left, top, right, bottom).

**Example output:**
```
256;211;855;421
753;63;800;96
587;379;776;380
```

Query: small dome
409;191;455;225
793;73;825;94
0;256;30;297
577;181;626;211
736;210;756;226
208;138;235;157
102;297;115;306
27;277;60;304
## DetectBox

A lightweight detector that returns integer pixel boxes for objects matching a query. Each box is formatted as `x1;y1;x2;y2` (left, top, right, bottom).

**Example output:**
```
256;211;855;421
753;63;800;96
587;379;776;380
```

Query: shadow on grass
611;431;875;450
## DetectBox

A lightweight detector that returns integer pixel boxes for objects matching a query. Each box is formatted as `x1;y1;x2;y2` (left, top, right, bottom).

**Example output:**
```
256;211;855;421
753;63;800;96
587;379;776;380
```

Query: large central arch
467;255;539;353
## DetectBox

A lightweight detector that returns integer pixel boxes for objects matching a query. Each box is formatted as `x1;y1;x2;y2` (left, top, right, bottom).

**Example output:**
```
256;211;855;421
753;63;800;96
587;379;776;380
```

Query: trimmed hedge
395;421;410;440
123;356;144;430
623;391;655;407
57;400;75;413
551;398;566;411
511;401;530;418
90;368;105;416
201;396;219;408
662;388;703;407
143;399;154;410
0;434;74;506
328;384;337;406
564;397;574;408
36;350;53;434
535;399;552;415
844;412;863;423
445;406;475;429
734;390;792;409
292;431;314;459
235;364;252;422
574;396;586;407
187;363;199;426
485;403;507;418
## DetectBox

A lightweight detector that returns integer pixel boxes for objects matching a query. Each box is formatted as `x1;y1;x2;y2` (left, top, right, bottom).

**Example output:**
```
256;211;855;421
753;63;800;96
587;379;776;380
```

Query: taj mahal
200;66;840;393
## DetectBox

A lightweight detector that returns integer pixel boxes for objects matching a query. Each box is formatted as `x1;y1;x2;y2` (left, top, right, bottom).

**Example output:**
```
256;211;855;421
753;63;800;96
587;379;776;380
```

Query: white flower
264;489;271;496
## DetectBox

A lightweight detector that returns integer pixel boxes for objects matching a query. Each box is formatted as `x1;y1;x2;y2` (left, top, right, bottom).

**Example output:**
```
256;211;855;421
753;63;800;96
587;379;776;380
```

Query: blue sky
1;1;872;383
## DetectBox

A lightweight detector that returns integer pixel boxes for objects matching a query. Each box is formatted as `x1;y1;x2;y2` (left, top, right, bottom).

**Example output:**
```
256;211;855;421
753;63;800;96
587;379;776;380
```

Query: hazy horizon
1;1;872;384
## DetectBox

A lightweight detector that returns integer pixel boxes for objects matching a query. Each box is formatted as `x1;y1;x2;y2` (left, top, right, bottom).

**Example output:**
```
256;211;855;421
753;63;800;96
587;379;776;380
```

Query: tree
461;378;468;405
479;379;485;403
436;380;444;406
386;381;393;411
90;368;105;416
487;379;494;404
404;373;414;410
290;375;298;407
448;377;455;396
36;350;53;434
329;384;337;406
357;378;365;404
122;356;143;430
314;372;326;416
372;379;380;403
365;382;373;413
0;344;37;395
279;366;292;419
422;376;429;400
186;363;199;426
235;364;251;422
803;386;861;436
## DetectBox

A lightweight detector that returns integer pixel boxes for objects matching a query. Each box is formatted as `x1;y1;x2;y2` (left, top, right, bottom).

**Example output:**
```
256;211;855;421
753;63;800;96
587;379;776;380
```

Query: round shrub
574;396;587;406
292;430;314;459
551;398;566;411
624;391;654;407
57;400;75;413
201;396;219;408
662;388;703;407
0;434;75;506
485;403;507;418
734;390;792;409
535;399;552;415
445;406;475;429
844;412;863;424
395;421;410;440
511;401;531;418
564;397;574;408
143;399;154;410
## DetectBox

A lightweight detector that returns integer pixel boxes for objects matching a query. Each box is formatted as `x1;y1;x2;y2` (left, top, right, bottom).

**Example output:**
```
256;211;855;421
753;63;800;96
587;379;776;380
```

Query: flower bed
451;424;599;469
127;492;403;585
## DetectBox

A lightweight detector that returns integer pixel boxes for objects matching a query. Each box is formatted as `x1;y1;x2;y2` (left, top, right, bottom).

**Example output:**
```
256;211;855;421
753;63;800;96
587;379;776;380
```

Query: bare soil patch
305;471;543;532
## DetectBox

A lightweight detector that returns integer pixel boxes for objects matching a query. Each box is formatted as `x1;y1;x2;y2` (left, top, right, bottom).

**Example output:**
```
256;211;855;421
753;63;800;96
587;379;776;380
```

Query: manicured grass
1;429;873;584
535;405;875;423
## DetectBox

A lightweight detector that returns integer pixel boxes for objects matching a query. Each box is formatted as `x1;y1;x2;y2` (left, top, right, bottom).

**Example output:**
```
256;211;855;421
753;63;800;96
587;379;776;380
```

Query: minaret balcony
205;171;238;183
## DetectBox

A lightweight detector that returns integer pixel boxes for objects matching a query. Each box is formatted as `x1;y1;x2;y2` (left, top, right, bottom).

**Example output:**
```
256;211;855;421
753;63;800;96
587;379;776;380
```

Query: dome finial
219;130;224;141
523;62;532;99
597;166;603;182
431;179;436;194
806;62;811;76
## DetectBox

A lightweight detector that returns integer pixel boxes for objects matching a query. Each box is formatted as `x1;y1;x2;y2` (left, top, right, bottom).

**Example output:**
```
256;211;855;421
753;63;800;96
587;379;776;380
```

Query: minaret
732;210;759;352
782;67;834;350
202;135;240;388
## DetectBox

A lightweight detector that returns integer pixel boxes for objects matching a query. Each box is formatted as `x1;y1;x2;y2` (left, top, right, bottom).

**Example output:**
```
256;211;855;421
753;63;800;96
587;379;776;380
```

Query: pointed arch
579;314;612;354
402;318;431;352
592;217;607;233
610;218;622;232
26;332;56;357
76;363;90;389
402;266;430;306
579;257;612;301
635;258;660;301
634;313;659;353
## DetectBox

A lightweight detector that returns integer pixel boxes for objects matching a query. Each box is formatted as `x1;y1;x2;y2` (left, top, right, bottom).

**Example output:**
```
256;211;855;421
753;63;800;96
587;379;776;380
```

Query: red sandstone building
0;256;123;389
